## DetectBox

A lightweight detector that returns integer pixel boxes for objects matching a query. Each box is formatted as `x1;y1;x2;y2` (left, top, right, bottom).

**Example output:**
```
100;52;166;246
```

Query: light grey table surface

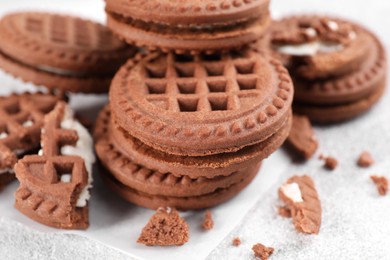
1;0;390;259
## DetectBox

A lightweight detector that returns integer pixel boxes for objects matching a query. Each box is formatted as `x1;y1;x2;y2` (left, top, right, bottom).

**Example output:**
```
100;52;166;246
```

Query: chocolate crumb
278;206;292;218
370;176;388;196
202;210;214;231
252;243;274;260
137;207;189;246
286;114;318;160
357;152;374;168
323;156;338;170
232;237;241;247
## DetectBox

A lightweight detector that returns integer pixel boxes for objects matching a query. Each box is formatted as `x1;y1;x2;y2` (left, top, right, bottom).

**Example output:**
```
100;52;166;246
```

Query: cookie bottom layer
0;51;111;93
294;82;385;124
99;162;260;210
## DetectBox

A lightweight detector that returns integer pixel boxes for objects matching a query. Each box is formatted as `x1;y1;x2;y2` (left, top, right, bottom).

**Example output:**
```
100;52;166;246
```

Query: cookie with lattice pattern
110;48;294;156
260;16;387;123
105;0;270;53
15;102;95;229
0;93;59;189
0;12;137;93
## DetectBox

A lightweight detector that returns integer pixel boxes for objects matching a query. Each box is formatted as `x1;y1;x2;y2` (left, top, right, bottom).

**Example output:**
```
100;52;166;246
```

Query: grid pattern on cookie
143;52;265;113
0;96;56;168
22;13;115;50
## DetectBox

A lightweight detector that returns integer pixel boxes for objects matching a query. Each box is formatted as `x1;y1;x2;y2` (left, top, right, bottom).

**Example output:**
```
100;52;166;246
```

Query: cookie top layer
264;16;387;105
0;12;136;76
0;93;59;170
106;0;269;26
110;49;293;156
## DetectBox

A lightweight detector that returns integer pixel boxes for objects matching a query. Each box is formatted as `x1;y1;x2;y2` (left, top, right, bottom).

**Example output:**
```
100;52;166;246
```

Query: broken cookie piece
286;114;318;159
14;102;95;229
137;207;189;246
252;243;274;260
358;152;374;168
370;176;388;196
278;175;322;234
202;210;214;231
322;156;338;170
232;237;241;247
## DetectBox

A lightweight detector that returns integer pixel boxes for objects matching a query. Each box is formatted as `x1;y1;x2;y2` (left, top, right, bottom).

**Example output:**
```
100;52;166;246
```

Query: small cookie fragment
202;210;214;231
322;156;338;170
278;175;322;234
137;207;189;246
370;176;388;196
286;114;318;159
357;152;374;168
252;243;274;260
232;237;241;247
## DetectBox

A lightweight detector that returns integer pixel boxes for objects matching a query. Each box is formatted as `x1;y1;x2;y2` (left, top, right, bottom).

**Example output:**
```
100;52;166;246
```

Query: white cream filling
327;20;339;31
277;41;344;56
0;132;8;139
22;120;34;127
0;168;13;175
281;183;303;203
60;106;95;208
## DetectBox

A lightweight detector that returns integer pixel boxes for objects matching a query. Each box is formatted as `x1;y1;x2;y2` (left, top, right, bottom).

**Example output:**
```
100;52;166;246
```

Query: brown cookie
137;207;189;246
0;93;59;188
0;12;137;93
252;243;274;260
96;105;291;180
278;175;322;234
14;102;95;229
105;0;271;53
109;49;294;156
261;16;387;123
98;161;259;210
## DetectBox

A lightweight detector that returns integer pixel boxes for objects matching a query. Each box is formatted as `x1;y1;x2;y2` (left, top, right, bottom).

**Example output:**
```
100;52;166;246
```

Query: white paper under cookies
1;0;390;259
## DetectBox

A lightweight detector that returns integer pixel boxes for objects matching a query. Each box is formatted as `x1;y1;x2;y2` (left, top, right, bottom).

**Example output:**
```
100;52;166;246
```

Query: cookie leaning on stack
0;12;137;94
95;48;294;210
261;16;387;123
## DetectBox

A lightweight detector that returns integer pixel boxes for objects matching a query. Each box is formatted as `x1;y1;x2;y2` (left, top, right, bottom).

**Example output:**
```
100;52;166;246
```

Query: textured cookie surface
0;12;137;93
110;49;294;156
106;0;270;53
0;93;59;172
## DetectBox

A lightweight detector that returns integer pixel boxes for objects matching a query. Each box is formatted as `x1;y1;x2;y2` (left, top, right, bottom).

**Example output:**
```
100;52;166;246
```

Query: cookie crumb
278;206;292;218
252;243;274;260
323;156;338;170
370;176;388;196
357;152;374;168
286;114;318;159
232;237;241;247
137;207;189;246
202;210;214;231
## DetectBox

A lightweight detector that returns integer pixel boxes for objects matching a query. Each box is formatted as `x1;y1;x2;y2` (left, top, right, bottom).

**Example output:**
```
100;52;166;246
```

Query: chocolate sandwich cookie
95;105;278;203
97;106;291;180
0;12;137;93
105;0;271;53
262;16;387;123
110;49;294;156
15;102;95;229
0;93;59;190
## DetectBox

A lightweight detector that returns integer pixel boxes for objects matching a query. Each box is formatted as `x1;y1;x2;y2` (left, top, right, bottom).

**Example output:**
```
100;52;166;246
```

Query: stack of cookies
94;0;294;210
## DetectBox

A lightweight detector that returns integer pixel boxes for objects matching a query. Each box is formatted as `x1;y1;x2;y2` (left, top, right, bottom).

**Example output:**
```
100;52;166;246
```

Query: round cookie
98;162;260;210
109;49;294;156
105;0;271;53
95;105;292;178
261;16;387;123
0;12;137;93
